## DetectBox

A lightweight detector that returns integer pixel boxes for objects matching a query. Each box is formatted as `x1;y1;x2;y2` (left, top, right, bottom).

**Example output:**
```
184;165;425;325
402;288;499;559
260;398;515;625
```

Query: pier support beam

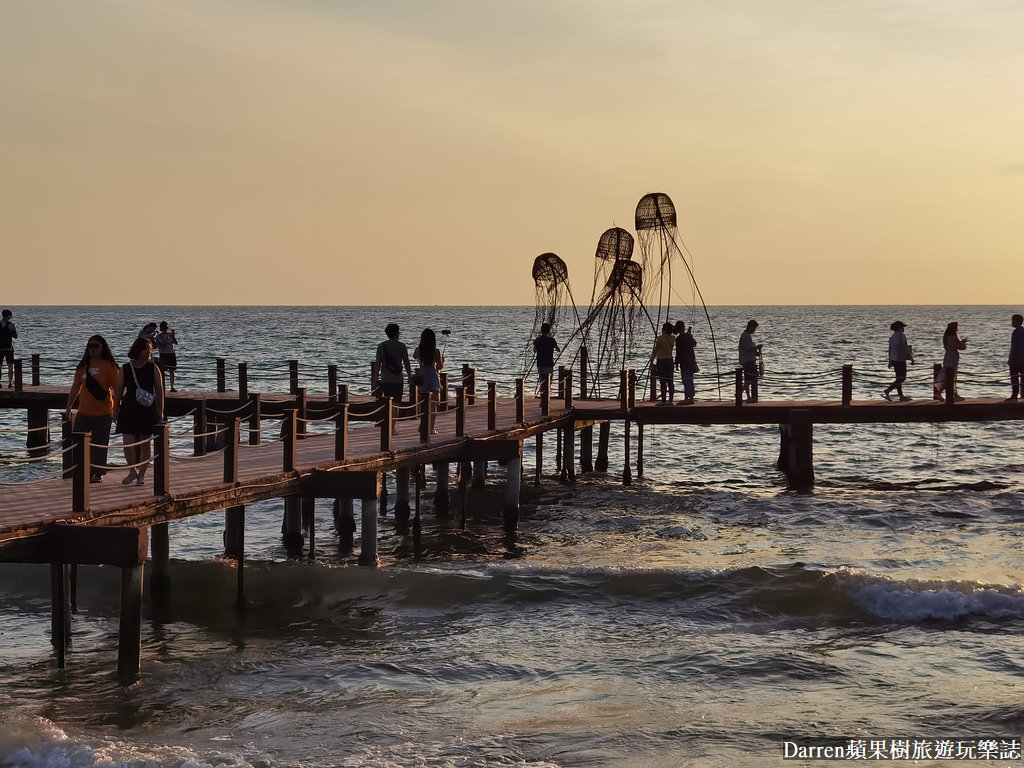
534;434;543;485
595;422;610;472
118;564;144;680
150;523;170;595
434;463;450;516
504;456;522;533
27;407;49;458
579;425;593;473
358;492;380;566
224;506;244;560
50;563;72;668
622;420;633;486
283;497;304;557
636;423;644;479
472;460;486;489
334;498;355;551
779;409;815;490
394;467;412;534
560;425;576;483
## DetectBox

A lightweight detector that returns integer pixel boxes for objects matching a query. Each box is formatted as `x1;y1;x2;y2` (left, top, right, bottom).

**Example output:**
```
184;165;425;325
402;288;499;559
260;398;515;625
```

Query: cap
890;321;906;331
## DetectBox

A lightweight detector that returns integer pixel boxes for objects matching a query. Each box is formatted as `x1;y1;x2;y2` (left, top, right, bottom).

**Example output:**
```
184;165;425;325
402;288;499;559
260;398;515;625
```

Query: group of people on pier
372;324;446;434
63;322;179;485
652;321;700;405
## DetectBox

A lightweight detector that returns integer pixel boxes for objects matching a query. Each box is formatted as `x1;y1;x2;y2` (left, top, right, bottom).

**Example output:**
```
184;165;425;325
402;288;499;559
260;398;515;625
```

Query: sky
2;0;1023;306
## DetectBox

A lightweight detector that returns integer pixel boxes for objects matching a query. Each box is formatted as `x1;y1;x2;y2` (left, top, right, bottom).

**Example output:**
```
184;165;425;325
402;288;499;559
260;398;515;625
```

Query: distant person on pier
738;320;762;403
651;322;676;404
413;328;444;435
154;321;179;392
65;335;122;483
115;337;164;486
0;310;17;388
533;322;561;398
138;322;158;342
673;320;697;404
1007;314;1024;401
935;322;968;402
374;323;412;405
882;321;914;402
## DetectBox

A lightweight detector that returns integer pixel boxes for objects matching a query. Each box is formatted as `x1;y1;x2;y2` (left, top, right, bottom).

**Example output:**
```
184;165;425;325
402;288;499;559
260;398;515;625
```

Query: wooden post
72;431;90;513
395;467;411;534
515;378;524;423
31;354;41;386
419;391;430;443
358;476;381;566
628;369;637;410
504;456;522;533
785;409;814;490
13;359;23;391
334;403;348;460
933;363;943;401
841;364;853;406
636;422;644;479
456;460;470;528
472;460;486;489
303;497;316;560
150;522;170;594
648;363;656;402
282;409;297;471
561;420;576;483
328;364;338;404
334;498;355;551
117;564;144;680
223;417;239;483
377;397;392;451
564;369;573;410
535;432;543;485
735;368;744;407
153;423;169;496
619;370;628;410
557;365;566;399
487;382;497;430
467;365;477;405
579;346;589;399
289;359;299;394
435;463;450;516
27;407;49;458
622;419;632;486
62;416;73;478
556;426;562;475
50;563;71;668
595;422;610;472
224;506;245;560
282;496;303;557
194;402;207;456
945;367;955;406
237;362;248;402
247;393;261;445
295;388;308;439
455;387;466;436
541;374;550;416
216;358;226;393
580;424;593;473
439;372;449;411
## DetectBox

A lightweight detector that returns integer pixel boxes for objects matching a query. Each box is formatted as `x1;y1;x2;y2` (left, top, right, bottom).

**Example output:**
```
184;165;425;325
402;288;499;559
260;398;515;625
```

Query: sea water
0;305;1022;767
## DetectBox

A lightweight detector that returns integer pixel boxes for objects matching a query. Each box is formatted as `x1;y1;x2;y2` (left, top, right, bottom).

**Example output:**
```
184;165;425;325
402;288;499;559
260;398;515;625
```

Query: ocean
0;305;1022;768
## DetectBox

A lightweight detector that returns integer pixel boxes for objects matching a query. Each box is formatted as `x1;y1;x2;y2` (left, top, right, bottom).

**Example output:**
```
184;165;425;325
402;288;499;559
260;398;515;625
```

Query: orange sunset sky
2;1;1023;306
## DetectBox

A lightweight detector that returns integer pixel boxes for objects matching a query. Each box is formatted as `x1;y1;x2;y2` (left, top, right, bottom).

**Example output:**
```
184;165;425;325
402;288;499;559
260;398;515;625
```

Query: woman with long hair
413;327;444;435
115;337;164;486
936;321;968;402
65;335;122;483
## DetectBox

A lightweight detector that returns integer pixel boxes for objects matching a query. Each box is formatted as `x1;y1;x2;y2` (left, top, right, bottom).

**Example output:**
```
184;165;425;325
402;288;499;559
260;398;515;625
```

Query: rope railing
204;401;254;417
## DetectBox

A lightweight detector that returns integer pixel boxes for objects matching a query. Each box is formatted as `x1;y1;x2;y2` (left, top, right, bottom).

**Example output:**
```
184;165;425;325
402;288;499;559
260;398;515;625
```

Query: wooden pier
2;358;1022;677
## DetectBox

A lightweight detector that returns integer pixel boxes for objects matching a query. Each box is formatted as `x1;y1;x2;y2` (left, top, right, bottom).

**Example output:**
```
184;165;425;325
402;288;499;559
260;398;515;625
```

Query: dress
116;361;160;435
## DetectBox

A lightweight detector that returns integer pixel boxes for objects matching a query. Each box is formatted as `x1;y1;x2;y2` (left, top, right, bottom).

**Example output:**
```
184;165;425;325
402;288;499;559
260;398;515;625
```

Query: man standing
0;310;16;388
1008;314;1024;401
738;319;761;403
374;323;412;406
883;321;914;402
533;322;561;398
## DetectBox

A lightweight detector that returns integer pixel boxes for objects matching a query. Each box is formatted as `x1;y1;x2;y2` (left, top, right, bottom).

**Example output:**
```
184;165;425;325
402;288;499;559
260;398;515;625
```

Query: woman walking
882;321;914;401
936;322;968;402
65;335;121;483
413;328;444;436
115;337;164;486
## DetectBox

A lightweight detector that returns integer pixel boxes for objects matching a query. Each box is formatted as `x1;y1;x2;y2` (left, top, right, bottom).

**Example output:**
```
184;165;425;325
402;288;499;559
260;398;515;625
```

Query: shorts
890;360;907;380
380;381;403;402
742;360;758;382
0;350;12;366
158;353;177;370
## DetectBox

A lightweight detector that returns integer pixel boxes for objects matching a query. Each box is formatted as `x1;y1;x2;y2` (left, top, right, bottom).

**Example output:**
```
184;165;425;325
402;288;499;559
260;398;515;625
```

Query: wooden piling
515;378;524;424
636;422;644;479
334;498;355;550
216;358;226;393
434;463;450;516
622;419;632;486
27;407;49;458
248;393;261;445
289;360;299;394
841;365;853;406
238;362;248;402
395;466;411;534
50;563;71;668
595;421;610;472
504;455;522;533
150;522;170;594
31;354;41;386
153;423;169;496
117;564;144;680
784;409;814;490
534;432;543;485
283;496;303;557
358;477;381;566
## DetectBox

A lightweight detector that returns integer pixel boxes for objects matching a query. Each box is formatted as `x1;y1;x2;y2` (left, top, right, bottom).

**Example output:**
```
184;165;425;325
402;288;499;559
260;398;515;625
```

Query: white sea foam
839;569;1024;621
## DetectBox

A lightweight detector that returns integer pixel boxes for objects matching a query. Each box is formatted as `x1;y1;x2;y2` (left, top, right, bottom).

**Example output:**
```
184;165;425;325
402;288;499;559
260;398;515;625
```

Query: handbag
130;363;156;407
84;370;107;400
